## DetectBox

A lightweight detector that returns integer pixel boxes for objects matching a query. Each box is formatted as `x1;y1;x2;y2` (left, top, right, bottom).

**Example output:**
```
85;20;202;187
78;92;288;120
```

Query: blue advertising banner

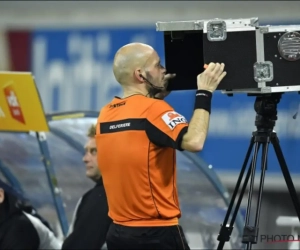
31;27;300;175
31;27;165;112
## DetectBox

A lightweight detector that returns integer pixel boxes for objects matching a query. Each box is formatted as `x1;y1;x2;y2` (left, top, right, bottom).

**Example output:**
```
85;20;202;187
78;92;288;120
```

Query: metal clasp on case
253;62;274;82
207;20;227;41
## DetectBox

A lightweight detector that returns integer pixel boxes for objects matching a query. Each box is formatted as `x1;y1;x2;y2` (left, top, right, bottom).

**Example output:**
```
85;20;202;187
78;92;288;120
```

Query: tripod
216;93;300;250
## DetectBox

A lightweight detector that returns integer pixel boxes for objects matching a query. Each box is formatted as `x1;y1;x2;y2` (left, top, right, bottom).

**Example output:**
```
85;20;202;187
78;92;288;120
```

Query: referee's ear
134;69;145;83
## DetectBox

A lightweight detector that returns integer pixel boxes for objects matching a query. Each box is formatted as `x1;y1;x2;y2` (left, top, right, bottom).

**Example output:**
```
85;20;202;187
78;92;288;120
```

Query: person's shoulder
147;98;173;111
11;212;33;227
124;95;171;108
101;95;170;110
126;96;174;115
83;182;105;198
22;212;63;249
8;212;37;235
98;97;120;111
98;95;173;117
1;213;40;249
81;186;95;199
22;212;47;232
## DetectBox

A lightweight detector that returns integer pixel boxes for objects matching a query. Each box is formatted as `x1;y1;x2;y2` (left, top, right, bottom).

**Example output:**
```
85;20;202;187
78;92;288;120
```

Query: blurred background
1;1;300;249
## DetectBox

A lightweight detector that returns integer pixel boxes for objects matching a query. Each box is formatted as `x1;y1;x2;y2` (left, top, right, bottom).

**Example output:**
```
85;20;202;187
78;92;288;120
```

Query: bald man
95;43;226;249
113;43;175;99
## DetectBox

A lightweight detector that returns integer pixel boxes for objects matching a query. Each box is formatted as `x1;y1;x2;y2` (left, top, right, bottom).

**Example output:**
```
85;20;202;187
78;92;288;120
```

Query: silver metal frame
204;17;258;33
260;25;300;34
156;20;204;31
221;85;300;94
156;17;259;32
255;27;267;88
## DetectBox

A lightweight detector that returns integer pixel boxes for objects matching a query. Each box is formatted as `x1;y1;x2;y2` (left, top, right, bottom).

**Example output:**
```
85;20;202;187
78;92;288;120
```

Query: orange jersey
95;94;189;227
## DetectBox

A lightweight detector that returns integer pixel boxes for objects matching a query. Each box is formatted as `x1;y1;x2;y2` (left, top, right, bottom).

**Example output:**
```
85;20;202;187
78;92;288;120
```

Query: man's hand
155;73;176;99
197;63;226;92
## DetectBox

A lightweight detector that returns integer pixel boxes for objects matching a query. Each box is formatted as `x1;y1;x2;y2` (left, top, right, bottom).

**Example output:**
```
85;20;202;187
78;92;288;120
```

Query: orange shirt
95;94;189;227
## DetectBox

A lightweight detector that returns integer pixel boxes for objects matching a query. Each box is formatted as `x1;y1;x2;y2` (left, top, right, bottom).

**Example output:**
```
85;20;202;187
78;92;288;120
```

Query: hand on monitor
197;63;226;93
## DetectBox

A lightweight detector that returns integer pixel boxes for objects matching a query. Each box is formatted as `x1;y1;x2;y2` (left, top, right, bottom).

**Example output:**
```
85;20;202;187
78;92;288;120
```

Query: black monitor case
157;18;300;94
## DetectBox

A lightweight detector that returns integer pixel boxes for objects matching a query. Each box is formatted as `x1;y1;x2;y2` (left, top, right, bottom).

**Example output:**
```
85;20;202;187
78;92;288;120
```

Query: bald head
113;43;154;86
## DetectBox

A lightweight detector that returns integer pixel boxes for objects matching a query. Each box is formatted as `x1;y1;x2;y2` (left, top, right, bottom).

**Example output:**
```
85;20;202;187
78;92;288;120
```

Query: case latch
253;62;274;82
207;20;227;42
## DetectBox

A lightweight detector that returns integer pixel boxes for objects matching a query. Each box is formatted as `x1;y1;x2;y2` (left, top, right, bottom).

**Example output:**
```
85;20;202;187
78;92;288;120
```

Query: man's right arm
181;62;226;152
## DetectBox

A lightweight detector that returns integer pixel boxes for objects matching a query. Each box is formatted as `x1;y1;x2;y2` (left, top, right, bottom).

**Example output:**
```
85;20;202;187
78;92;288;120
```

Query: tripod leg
244;141;269;250
254;141;268;228
271;133;300;221
217;159;254;250
217;136;255;250
242;141;261;249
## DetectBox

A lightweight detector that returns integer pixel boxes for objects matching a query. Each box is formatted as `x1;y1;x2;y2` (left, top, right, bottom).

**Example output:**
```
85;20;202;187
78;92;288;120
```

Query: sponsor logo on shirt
109;101;126;108
161;111;187;130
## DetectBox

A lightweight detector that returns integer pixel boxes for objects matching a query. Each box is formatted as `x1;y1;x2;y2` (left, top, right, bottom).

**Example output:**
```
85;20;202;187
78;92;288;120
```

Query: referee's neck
123;87;147;98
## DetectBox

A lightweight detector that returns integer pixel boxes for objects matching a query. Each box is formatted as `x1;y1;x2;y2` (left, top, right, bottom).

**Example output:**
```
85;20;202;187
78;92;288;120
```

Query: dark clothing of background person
62;177;112;250
0;180;61;250
0;188;40;249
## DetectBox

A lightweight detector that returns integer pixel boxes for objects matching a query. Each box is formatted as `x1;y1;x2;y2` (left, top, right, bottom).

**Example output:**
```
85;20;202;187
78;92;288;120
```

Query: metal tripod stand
216;93;300;250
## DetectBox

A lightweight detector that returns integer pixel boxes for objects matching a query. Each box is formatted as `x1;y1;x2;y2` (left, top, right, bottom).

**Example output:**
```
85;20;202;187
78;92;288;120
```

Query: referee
95;43;226;249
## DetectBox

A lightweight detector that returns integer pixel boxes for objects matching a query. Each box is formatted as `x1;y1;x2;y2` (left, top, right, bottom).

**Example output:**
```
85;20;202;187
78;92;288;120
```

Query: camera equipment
215;92;300;250
156;17;300;95
156;17;300;249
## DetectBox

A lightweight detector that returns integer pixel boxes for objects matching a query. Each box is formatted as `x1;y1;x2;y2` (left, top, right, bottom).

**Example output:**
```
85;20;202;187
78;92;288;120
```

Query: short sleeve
145;100;188;150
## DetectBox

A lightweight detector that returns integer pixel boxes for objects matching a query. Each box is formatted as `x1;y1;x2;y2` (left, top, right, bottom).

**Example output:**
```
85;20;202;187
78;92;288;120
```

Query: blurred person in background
95;43;226;249
62;124;112;250
0;180;62;249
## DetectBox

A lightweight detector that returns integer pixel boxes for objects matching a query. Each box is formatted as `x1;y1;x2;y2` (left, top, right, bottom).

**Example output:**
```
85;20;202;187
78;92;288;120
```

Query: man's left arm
145;100;188;151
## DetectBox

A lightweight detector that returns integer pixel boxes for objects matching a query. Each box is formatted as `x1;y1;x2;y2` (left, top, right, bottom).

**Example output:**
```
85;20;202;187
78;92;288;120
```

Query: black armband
194;90;212;114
